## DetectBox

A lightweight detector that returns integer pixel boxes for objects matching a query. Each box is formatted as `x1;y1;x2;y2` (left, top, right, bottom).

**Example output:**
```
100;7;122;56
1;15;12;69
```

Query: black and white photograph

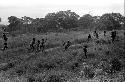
0;0;125;82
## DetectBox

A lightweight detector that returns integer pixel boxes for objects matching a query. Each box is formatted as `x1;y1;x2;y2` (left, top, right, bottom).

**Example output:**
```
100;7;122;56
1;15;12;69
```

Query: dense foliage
0;11;124;34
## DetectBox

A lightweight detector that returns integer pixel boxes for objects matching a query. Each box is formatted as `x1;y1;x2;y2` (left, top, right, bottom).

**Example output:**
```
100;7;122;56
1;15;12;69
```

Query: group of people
1;30;120;58
2;33;8;51
87;30;117;42
29;38;47;52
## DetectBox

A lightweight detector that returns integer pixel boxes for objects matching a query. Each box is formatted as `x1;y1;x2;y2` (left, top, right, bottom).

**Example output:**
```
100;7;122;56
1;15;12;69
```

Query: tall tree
8;16;21;32
45;10;79;30
78;14;94;29
100;13;123;30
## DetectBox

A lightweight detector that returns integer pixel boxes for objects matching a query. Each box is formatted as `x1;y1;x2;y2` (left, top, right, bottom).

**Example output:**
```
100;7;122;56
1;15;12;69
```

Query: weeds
83;67;95;79
47;75;63;82
110;58;122;72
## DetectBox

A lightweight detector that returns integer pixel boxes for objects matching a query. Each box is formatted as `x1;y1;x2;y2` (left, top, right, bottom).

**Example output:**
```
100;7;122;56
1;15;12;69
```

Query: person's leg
84;52;87;58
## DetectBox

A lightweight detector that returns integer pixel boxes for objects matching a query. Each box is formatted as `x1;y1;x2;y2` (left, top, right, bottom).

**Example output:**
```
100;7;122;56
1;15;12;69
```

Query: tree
8;16;22;32
45;10;79;30
78;14;94;29
100;13;123;30
92;16;107;30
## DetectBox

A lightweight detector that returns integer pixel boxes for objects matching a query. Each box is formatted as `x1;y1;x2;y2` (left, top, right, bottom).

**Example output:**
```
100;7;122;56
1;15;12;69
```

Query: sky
0;0;124;24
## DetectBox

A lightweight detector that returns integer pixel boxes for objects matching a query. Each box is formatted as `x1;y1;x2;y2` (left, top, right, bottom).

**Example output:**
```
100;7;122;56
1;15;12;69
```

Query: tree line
1;10;125;34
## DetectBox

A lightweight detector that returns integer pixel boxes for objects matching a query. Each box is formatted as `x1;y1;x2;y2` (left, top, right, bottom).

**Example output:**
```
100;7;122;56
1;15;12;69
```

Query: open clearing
0;30;125;82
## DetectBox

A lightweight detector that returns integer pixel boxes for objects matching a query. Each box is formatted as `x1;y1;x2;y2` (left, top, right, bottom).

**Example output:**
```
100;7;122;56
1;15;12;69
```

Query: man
104;31;106;36
83;45;87;58
40;38;47;52
111;31;116;42
2;33;8;42
95;32;99;39
64;40;71;50
35;40;41;52
87;34;91;42
93;30;98;39
93;31;97;37
3;42;8;51
29;38;36;52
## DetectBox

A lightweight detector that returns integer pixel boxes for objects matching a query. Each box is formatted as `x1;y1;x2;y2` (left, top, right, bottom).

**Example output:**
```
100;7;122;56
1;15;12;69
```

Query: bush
110;58;122;72
0;62;15;71
83;67;95;79
87;53;96;59
73;38;86;44
16;69;25;76
27;77;36;82
47;75;63;82
37;62;57;70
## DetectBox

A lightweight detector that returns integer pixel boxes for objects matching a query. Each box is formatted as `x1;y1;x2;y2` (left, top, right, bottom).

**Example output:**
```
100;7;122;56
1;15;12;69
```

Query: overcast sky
0;0;124;24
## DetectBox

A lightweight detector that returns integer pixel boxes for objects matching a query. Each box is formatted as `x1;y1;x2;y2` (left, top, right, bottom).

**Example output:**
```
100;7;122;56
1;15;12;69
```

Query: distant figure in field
40;38;47;52
64;40;71;50
2;33;8;51
93;31;97;36
87;34;91;41
93;30;99;39
95;32;99;39
2;33;8;42
3;42;8;51
104;31;106;36
83;45;87;58
35;40;41;52
111;31;116;42
29;38;36;52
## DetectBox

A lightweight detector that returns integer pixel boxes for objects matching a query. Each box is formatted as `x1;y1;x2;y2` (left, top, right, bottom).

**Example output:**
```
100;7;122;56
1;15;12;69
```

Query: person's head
42;39;44;41
38;40;40;43
67;40;71;43
33;38;35;41
84;45;87;48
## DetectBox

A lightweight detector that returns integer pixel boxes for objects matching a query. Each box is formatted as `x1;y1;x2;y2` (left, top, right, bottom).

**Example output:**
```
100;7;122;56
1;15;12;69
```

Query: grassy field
0;30;125;82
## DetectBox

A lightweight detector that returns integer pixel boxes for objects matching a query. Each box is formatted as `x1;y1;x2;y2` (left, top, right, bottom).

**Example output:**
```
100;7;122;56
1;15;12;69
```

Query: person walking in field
104;31;106;36
35;40;41;52
2;32;8;51
3;42;8;51
93;31;97;37
29;38;36;52
95;32;99;39
40;38;47;52
2;33;8;42
111;31;116;42
83;45;87;58
63;40;71;51
87;34;91;42
93;30;99;39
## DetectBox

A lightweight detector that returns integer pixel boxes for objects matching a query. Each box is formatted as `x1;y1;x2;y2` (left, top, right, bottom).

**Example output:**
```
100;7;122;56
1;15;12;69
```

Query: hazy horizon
0;0;124;25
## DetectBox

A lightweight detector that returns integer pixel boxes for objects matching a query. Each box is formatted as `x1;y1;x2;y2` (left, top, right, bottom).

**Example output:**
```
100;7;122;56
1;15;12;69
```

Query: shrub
16;69;25;76
83;67;95;79
47;75;63;82
27;77;36;82
87;53;96;59
1;62;15;71
110;58;122;72
74;38;86;44
71;51;78;57
37;62;57;70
